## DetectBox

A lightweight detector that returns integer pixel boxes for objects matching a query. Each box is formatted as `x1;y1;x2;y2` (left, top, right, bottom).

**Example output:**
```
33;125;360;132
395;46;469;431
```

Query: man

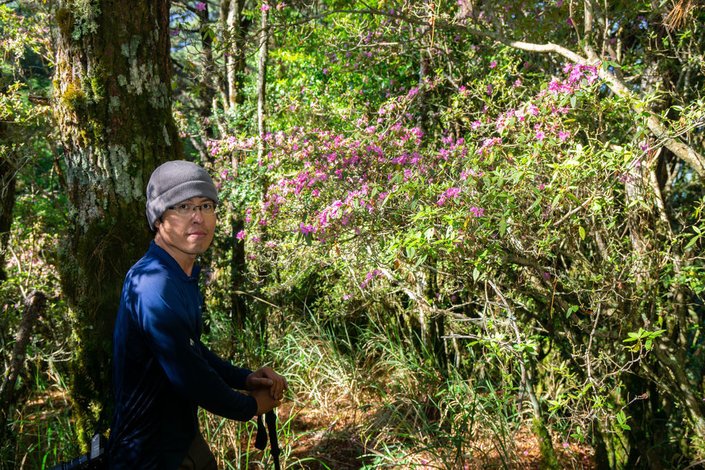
108;160;286;469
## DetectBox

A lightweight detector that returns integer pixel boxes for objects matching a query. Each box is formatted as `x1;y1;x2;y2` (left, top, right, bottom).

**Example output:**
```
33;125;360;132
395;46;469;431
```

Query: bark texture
0;155;17;283
53;0;181;446
222;0;251;110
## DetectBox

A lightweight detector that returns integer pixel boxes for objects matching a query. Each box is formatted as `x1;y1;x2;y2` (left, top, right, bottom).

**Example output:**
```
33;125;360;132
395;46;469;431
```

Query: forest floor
278;399;597;469
11;387;596;469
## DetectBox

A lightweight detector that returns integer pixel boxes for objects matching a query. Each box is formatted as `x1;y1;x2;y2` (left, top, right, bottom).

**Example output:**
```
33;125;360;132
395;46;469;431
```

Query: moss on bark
53;0;181;448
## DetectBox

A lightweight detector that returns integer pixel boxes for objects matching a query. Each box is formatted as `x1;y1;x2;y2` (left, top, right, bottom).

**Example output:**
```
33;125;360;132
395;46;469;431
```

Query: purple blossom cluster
208;60;601;251
214;120;486;246
360;269;382;288
471;61;600;146
437;187;462;206
545;63;599;95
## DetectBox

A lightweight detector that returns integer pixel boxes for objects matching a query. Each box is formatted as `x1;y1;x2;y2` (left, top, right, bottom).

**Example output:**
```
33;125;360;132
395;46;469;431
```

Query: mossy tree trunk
53;0;181;447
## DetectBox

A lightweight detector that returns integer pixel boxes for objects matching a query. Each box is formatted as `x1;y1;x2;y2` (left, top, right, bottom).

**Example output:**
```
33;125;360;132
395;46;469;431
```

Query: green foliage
4;0;705;467
205;1;705;462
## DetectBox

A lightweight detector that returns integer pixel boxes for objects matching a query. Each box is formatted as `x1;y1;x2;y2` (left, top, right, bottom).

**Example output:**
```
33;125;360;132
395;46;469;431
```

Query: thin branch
271;6;705;178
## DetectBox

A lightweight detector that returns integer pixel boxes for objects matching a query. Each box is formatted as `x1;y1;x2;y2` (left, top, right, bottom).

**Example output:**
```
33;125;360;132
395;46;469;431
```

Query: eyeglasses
167;202;217;216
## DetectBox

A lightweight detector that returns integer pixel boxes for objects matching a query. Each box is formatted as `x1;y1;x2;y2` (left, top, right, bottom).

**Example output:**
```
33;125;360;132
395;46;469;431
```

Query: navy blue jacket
108;241;257;469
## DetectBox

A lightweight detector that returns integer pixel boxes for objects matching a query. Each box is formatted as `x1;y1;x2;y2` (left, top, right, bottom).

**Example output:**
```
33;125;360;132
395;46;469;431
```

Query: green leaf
473;267;481;282
566;305;579;318
406;246;416;258
499;218;507;236
578;226;586;240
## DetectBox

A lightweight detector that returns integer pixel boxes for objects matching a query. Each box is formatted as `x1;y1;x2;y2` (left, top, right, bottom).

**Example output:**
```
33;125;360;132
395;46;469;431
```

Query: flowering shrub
202;3;705;463
213;60;607;270
205;49;705;462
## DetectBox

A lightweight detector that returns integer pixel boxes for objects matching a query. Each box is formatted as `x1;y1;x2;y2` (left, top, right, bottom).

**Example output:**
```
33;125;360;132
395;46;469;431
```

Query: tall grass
1;359;79;470
201;302;546;469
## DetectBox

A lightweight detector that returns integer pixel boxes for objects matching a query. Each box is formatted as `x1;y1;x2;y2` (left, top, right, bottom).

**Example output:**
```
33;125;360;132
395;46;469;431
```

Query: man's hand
246;366;288;401
251;387;281;415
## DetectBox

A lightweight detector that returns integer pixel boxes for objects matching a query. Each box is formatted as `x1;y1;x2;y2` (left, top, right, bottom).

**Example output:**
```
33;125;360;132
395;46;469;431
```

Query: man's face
154;196;217;268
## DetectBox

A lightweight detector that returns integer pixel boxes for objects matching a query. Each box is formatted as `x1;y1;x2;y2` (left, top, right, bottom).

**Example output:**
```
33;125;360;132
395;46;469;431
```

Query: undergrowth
201;309;594;469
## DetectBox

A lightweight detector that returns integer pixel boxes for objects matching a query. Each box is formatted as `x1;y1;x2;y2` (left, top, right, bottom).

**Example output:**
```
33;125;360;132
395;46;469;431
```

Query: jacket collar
148;240;201;282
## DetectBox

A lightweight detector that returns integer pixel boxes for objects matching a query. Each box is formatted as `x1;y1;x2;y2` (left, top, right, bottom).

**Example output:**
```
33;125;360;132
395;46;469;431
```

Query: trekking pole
255;410;281;470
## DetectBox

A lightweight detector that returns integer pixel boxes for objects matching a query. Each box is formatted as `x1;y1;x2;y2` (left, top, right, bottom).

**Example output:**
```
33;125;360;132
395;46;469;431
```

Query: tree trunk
253;1;270;346
222;0;251;110
231;215;248;329
219;1;253;331
257;1;269;160
194;0;218;158
0;291;46;446
53;0;181;447
0;154;17;283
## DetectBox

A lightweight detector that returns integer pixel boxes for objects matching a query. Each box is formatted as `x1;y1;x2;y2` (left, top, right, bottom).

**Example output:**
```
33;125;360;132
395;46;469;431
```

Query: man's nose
191;207;205;222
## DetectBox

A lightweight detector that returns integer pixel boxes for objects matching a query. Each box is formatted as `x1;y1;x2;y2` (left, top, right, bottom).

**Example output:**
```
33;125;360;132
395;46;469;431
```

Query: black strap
255;411;281;470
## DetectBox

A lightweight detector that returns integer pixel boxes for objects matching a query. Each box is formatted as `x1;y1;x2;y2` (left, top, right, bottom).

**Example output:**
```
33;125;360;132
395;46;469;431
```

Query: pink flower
195;1;206;11
437;187;462;206
360;269;382;288
486;84;493;95
558;130;570;141
299;223;315;235
489;60;497;69
469;206;485;217
535;130;545;141
261;3;270;11
236;230;246;241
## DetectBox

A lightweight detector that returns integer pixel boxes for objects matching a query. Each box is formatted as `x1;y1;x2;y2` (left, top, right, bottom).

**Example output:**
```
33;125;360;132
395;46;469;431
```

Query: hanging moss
88;118;105;143
89;74;105;103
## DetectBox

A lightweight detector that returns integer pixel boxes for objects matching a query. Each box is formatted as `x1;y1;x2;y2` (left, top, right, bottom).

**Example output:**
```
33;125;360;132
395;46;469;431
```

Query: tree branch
275;6;705;178
0;290;47;444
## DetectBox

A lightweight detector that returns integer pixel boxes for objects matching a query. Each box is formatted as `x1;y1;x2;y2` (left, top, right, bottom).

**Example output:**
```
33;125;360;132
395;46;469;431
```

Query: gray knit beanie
146;160;219;230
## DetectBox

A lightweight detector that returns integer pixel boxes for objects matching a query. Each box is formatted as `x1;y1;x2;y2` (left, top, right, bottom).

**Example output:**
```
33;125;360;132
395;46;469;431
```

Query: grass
1;311;596;469
2;363;80;470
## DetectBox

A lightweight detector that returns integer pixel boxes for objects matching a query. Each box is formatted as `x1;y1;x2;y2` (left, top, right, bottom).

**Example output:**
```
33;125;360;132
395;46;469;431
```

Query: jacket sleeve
138;289;258;422
199;343;252;390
